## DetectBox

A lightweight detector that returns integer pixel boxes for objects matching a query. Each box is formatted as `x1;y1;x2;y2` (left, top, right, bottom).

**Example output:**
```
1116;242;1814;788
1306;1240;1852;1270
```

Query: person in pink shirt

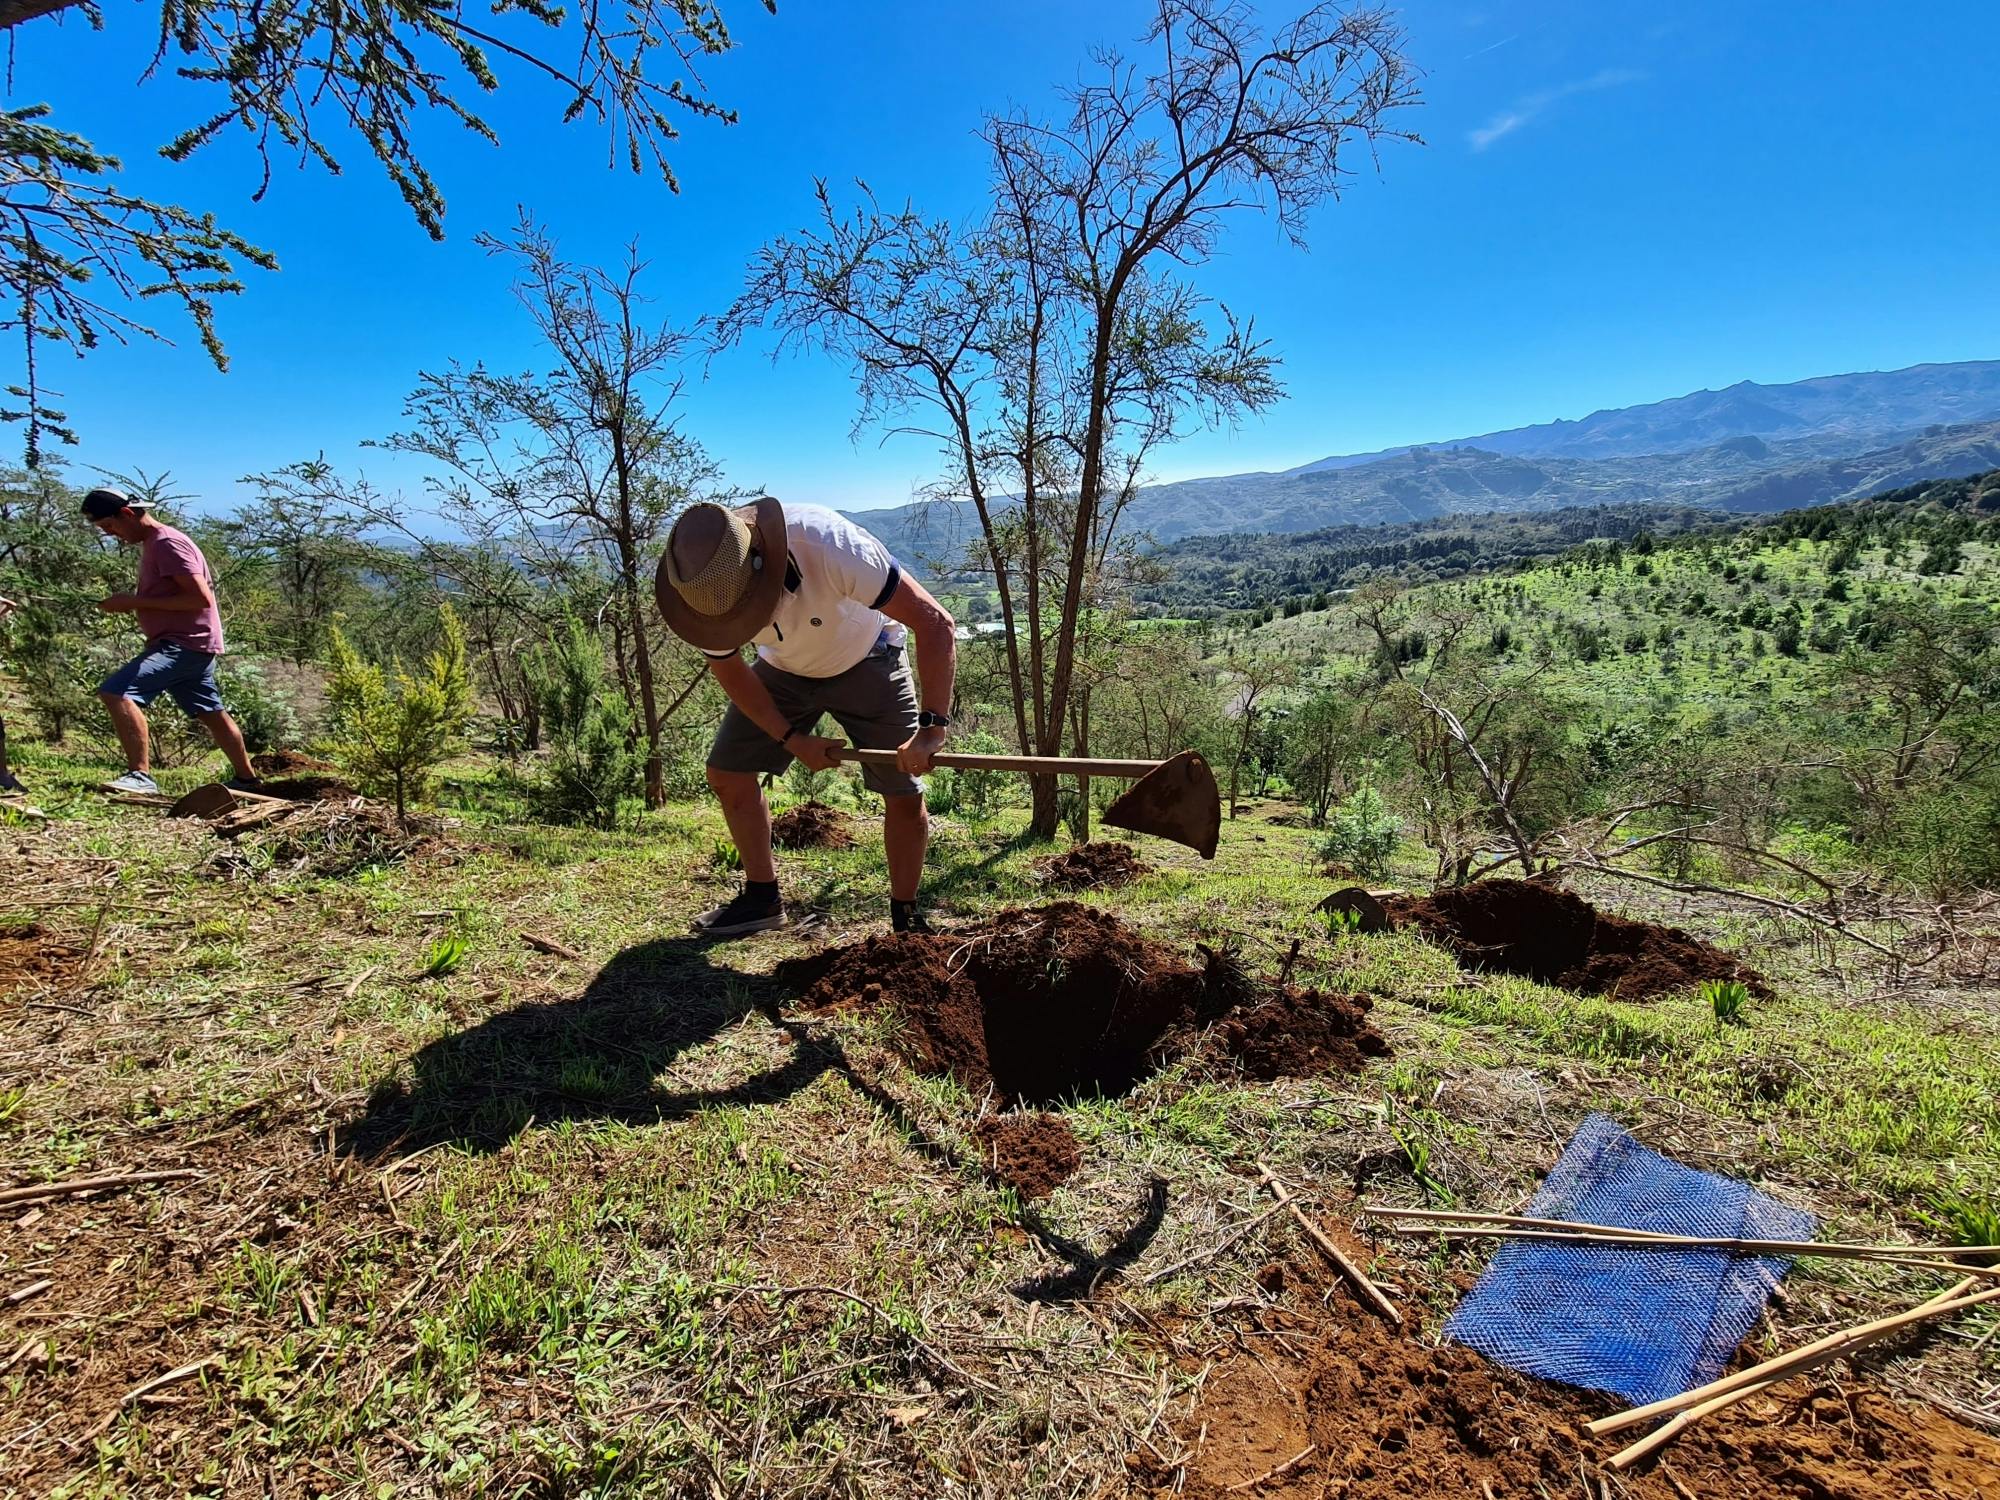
83;487;261;795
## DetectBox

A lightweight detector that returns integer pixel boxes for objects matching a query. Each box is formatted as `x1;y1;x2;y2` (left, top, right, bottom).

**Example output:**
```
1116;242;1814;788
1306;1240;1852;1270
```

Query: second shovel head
1101;749;1221;859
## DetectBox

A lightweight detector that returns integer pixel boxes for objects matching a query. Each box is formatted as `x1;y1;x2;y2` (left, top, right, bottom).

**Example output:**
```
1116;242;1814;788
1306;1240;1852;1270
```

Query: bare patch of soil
777;902;1386;1104
973;1113;1082;1198
1385;878;1766;1001
0;921;74;998
250;749;336;776
1139;1250;2000;1500
1039;841;1152;890
771;801;855;850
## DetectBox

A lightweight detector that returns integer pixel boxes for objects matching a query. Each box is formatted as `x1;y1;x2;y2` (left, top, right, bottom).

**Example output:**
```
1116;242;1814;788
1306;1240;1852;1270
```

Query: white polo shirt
702;505;907;679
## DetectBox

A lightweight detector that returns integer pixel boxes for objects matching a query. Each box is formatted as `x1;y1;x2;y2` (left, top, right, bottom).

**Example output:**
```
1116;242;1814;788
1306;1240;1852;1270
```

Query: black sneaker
891;900;933;935
693;888;786;938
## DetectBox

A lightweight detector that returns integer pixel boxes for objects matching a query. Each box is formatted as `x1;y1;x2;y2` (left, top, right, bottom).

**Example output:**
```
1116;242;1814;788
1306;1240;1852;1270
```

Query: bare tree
382;215;732;806
729;0;1417;838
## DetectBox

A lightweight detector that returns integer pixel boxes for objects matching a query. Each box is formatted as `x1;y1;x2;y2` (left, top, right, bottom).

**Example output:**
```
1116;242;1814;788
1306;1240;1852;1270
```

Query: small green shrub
423;935;469;978
1917;1190;2000;1249
1317;782;1400;878
1701;978;1750;1027
711;839;742;872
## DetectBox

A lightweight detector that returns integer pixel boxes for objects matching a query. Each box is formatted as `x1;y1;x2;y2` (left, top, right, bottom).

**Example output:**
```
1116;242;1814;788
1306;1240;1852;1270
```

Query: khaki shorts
708;646;922;798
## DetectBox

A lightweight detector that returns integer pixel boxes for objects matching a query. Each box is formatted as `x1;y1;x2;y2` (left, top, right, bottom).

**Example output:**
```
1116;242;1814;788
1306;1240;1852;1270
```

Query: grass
2;741;1996;1494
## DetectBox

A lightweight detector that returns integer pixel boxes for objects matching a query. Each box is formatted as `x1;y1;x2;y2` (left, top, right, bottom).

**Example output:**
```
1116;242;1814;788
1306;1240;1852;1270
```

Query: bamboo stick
1255;1163;1402;1325
1372;1223;1999;1283
1602;1277;1993;1468
1366;1207;1997;1275
1367;1207;1982;1261
1592;1277;1999;1444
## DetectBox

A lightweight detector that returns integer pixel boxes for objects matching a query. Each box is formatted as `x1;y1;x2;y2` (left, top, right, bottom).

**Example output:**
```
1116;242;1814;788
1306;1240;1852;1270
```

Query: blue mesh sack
1444;1113;1815;1405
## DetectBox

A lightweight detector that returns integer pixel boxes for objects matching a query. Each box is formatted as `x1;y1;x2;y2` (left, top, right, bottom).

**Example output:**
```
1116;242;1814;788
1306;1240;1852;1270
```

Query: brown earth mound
1385;878;1765;1001
259;773;360;801
0;922;74;999
1141;1253;2000;1500
251;749;336;776
777;902;1386;1104
1039;841;1153;890
973;1113;1082;1198
771;801;855;850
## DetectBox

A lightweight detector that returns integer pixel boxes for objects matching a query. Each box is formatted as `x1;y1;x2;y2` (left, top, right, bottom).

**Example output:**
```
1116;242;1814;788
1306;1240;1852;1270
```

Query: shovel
826;746;1221;858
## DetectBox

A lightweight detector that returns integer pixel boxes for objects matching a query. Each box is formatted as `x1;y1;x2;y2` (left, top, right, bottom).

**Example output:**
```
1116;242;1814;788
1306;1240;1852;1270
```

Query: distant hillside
848;417;2000;565
1139;466;2000;616
1287;358;2000;470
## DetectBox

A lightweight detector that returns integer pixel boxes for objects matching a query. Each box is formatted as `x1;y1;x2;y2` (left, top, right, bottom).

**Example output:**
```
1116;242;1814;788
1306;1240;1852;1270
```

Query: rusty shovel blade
1102;749;1221;859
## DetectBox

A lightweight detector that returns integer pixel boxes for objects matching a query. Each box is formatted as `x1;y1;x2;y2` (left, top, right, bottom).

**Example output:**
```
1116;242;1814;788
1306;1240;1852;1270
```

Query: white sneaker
103;770;160;795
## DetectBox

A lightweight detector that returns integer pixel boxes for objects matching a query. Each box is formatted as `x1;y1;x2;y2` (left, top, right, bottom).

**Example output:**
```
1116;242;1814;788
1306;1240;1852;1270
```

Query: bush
217;659;300;752
1317;782;1400;878
924;729;1007;820
324;604;473;824
1880;785;2000;903
519;618;642;829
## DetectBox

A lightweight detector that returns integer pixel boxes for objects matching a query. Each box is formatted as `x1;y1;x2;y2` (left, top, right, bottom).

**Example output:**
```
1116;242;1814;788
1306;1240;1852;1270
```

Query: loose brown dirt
250;749;337;776
1038;840;1153;890
771;801;855;850
258;773;362;801
1138;1247;2000;1500
777;902;1387;1104
1384;878;1767;1001
973;1113;1082;1198
0;921;74;999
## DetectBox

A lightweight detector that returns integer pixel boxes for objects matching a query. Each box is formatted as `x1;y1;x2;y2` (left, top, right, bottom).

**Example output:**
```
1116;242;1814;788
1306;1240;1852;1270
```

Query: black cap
81;486;146;520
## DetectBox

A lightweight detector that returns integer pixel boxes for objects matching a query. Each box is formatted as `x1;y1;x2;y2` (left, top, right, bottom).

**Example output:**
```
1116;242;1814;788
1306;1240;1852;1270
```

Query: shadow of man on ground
342;936;834;1160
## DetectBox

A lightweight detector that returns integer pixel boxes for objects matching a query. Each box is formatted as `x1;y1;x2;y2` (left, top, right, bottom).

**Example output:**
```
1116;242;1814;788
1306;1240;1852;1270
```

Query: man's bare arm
100;572;212;614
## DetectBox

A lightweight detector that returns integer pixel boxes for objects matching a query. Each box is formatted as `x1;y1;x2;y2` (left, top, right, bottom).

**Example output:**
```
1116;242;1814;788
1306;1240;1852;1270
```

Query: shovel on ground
826;747;1221;858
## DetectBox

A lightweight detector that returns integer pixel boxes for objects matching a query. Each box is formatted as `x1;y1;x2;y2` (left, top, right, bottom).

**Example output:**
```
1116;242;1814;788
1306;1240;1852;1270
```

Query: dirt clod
771;802;855;850
1038;841;1152;890
1385;878;1765;1000
972;1113;1082;1198
258;773;362;801
778;902;1386;1104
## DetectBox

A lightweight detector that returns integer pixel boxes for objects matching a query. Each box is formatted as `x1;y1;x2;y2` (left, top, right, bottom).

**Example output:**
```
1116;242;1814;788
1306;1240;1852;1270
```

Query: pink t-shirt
136;523;225;653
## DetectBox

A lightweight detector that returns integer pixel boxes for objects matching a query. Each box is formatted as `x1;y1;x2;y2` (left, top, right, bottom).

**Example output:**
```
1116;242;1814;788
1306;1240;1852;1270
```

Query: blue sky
14;0;2000;519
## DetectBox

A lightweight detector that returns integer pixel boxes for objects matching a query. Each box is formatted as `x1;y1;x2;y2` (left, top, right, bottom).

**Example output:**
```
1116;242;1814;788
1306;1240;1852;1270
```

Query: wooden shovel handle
827;746;1162;779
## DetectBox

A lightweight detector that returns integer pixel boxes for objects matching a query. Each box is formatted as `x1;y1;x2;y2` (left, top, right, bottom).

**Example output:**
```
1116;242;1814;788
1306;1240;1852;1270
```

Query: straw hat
655;497;788;652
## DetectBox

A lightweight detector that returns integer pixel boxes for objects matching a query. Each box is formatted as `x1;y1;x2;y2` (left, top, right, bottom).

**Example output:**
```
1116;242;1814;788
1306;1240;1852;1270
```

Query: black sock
891;898;919;931
746;879;780;905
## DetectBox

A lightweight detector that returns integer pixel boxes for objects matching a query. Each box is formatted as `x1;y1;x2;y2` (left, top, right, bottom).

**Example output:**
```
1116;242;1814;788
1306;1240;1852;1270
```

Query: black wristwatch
916;710;952;730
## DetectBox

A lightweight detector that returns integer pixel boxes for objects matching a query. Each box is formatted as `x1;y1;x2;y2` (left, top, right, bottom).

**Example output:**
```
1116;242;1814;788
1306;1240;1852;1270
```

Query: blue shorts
99;642;225;717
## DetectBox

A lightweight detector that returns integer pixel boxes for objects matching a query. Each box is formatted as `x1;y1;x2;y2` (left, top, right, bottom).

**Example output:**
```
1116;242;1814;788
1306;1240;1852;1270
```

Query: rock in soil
1038;840;1153;890
1384;878;1766;1001
1142;1250;2000;1500
771;801;855;850
776;902;1386;1105
972;1113;1082;1198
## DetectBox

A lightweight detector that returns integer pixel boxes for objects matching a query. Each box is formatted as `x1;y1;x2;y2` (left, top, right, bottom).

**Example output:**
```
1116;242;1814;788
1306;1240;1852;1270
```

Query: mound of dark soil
251;749;336;776
973;1113;1081;1198
777;902;1386;1104
259;773;360;801
1141;1251;2000;1500
1385;878;1765;1001
1038;841;1152;890
771;801;855;850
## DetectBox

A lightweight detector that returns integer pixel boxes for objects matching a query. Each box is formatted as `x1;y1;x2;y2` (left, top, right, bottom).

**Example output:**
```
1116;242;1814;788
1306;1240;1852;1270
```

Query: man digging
82;487;262;796
657;497;956;937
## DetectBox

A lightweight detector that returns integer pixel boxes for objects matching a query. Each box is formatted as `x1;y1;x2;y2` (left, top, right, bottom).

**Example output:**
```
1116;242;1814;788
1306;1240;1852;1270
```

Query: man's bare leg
100;693;151;774
196;709;258;780
707;766;778;883
882;791;929;903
